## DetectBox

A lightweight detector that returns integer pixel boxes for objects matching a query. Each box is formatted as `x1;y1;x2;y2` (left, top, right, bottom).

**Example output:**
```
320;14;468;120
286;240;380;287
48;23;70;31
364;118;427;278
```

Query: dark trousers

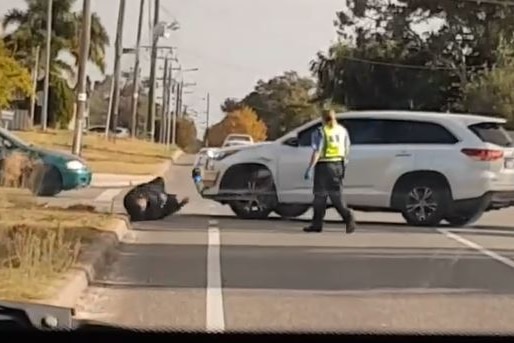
311;161;353;229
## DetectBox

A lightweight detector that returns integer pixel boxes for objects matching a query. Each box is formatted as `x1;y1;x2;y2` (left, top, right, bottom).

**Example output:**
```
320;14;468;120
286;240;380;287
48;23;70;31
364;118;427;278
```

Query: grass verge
0;187;121;301
16;129;177;174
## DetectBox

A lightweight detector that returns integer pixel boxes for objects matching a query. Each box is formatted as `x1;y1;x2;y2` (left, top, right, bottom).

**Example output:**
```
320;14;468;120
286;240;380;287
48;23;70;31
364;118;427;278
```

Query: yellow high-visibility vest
319;124;347;162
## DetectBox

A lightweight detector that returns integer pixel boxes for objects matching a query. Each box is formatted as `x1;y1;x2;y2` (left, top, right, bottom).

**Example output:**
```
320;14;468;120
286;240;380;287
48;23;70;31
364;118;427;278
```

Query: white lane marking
206;225;225;332
438;228;514;269
94;188;122;203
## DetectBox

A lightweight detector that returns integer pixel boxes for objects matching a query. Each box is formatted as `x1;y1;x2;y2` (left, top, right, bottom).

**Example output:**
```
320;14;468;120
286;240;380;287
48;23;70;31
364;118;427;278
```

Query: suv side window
339;118;386;144
297;123;322;147
381;120;458;144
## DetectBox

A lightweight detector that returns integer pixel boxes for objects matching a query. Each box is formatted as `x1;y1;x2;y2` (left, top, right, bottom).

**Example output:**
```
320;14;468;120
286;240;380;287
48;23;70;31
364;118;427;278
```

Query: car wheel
30;165;63;197
399;179;450;227
228;169;277;220
274;204;310;219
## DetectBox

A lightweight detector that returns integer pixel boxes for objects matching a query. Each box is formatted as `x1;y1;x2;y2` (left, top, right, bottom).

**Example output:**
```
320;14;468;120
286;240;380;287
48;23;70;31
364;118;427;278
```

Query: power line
334;55;483;71
453;0;514;6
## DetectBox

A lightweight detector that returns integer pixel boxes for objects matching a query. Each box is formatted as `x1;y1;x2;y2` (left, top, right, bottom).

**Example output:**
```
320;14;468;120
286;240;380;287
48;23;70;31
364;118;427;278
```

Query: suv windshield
468;122;513;147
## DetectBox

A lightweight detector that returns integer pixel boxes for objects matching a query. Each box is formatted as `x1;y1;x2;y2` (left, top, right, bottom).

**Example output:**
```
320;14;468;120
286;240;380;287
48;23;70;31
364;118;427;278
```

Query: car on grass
192;110;514;227
0;128;92;196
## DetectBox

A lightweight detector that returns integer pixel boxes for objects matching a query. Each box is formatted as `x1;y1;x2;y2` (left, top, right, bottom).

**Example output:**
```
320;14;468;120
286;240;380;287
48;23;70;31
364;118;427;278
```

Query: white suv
192;111;514;227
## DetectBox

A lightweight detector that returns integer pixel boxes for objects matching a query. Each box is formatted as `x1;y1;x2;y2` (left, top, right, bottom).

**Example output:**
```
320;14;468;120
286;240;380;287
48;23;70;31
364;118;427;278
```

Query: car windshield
0;127;31;149
6;0;514;336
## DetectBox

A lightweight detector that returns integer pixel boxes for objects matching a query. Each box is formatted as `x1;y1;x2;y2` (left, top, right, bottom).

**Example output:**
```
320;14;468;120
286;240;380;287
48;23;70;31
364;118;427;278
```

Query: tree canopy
0;42;31;110
207;106;268;147
220;71;319;140
2;0;109;127
309;0;514;124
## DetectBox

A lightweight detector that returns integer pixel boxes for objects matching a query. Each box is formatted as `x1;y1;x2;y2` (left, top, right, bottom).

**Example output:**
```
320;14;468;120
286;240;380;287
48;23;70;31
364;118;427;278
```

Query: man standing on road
303;108;357;234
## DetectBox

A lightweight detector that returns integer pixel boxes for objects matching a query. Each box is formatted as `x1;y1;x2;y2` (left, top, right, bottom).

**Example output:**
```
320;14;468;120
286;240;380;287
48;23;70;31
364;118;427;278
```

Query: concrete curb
90;149;184;188
39;217;131;308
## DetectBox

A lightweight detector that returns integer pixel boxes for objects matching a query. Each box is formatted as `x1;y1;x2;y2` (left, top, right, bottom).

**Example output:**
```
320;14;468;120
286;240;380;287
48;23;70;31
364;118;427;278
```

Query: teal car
0;128;92;196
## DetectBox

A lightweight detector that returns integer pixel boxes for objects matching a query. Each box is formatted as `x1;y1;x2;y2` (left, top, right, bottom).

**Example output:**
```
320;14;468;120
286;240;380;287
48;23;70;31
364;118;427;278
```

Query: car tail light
461;148;504;161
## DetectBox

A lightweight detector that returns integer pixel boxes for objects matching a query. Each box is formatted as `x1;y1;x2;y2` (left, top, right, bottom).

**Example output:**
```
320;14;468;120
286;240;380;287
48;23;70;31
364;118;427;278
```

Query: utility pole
41;0;52;131
147;0;160;141
159;56;169;143
130;0;145;138
165;66;173;148
109;0;126;142
71;0;92;155
29;45;40;126
172;79;180;146
205;92;210;147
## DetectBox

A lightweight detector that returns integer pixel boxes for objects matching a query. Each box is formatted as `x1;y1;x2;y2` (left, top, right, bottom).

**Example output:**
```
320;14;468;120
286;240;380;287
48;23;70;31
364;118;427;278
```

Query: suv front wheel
227;168;277;220
397;178;451;227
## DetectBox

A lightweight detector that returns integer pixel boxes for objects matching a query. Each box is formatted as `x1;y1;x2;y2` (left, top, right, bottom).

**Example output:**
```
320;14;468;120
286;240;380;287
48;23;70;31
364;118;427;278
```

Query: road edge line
206;220;225;333
94;188;123;203
437;228;514;269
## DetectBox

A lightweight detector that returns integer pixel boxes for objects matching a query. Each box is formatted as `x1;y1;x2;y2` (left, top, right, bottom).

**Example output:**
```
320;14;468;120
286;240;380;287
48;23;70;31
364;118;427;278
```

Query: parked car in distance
0;128;92;196
222;139;253;148
222;134;253;146
192;110;514;227
87;125;130;138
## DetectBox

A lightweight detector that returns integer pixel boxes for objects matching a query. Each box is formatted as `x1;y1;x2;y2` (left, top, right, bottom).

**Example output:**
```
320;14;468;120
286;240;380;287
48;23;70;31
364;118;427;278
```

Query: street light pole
205;92;210;147
160;56;169;143
71;0;92;156
109;0;126;143
29;45;40;126
130;0;145;138
41;0;52;131
147;0;160;141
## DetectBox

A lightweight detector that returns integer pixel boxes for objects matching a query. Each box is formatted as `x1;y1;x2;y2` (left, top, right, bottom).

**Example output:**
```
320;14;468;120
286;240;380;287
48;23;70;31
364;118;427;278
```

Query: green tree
311;0;514;112
2;0;109;126
462;38;514;127
224;71;319;140
0;42;32;110
2;0;109;75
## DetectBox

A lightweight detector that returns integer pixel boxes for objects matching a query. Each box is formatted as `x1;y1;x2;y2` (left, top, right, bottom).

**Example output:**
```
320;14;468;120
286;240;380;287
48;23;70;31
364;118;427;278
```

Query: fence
0;109;31;131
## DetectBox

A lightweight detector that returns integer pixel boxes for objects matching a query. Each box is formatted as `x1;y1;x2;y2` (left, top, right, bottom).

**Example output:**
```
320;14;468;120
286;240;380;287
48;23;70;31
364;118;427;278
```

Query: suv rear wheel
444;212;484;227
397;178;451;227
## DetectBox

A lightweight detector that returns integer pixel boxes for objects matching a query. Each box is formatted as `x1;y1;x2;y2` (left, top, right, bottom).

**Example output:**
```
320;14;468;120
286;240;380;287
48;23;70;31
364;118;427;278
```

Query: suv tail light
461;148;504;161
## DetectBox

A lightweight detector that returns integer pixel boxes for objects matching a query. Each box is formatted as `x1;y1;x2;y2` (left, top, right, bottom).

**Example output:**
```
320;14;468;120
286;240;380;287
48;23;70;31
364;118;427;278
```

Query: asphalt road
74;154;514;334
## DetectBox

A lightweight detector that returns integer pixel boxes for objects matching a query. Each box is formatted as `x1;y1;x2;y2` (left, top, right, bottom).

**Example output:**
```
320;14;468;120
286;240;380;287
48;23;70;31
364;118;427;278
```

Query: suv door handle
395;153;411;157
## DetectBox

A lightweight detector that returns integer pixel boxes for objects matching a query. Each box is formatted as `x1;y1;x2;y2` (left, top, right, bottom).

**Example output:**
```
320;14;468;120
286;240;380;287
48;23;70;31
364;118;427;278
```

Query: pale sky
1;0;344;132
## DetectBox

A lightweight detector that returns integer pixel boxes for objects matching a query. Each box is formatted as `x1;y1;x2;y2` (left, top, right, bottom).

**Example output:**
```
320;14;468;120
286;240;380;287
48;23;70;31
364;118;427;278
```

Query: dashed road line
206;219;225;332
438;228;514;269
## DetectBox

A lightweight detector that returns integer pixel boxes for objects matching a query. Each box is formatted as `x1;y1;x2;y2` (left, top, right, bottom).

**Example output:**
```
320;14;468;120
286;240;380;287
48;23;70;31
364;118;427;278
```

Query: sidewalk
89;149;183;188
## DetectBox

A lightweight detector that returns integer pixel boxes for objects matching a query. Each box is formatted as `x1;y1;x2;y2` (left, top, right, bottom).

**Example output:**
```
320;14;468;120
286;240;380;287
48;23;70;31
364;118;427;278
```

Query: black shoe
303;226;322;233
345;219;356;234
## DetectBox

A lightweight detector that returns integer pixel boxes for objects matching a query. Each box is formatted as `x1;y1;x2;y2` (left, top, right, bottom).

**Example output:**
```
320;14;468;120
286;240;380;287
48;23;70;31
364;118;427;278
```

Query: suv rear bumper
454;191;514;212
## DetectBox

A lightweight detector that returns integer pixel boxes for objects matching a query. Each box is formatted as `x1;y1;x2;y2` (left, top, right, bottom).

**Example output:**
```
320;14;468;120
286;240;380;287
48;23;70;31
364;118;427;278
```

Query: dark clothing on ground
123;176;188;222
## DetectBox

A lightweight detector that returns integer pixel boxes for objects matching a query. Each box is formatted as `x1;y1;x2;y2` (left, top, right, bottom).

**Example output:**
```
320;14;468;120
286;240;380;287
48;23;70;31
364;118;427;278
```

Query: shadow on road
89;243;514;295
128;213;514;237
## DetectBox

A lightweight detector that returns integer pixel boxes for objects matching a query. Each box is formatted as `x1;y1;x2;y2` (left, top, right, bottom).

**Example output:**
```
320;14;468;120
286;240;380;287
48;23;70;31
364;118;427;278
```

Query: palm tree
2;0;109;79
1;0;110;127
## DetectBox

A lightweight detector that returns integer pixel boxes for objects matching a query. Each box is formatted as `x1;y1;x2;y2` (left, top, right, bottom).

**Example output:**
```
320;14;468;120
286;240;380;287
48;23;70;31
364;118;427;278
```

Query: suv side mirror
283;136;299;147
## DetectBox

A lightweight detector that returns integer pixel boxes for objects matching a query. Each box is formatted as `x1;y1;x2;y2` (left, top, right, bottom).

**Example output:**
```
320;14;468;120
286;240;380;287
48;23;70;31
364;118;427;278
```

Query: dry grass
0;187;120;301
16;129;177;174
0;151;34;188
